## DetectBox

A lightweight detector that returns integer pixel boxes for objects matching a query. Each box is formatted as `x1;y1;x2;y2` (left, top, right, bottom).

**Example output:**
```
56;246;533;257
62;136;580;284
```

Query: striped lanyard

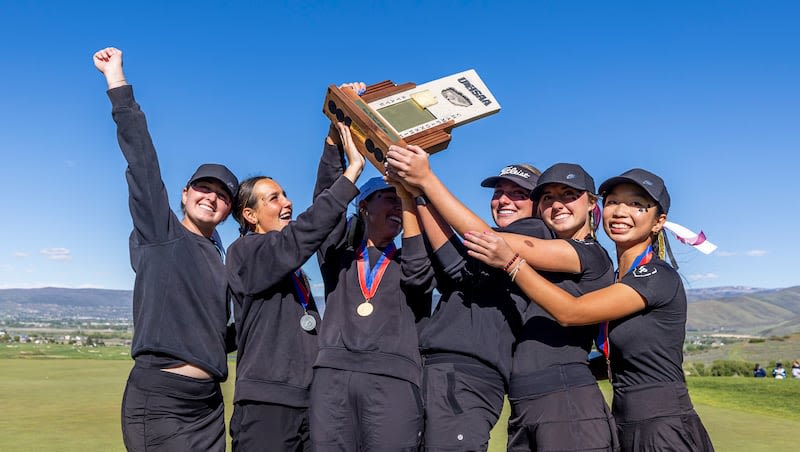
290;269;311;313
597;245;654;363
356;241;396;302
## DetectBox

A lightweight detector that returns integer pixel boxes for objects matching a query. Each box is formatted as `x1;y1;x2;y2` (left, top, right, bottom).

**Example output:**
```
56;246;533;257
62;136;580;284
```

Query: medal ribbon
597;245;654;360
290;269;311;312
356;241;396;301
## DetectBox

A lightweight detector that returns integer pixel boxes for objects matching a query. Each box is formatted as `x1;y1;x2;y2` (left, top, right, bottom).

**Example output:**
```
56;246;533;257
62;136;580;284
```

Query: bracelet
502;253;519;272
509;259;526;282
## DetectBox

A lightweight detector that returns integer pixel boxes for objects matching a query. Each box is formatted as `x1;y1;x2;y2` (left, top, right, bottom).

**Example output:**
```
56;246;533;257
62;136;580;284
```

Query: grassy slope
684;333;800;366
2;360;799;451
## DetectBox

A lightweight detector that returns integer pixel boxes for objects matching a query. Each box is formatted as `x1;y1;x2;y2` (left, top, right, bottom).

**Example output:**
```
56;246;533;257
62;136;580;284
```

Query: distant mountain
2;286;799;336
0;287;132;307
687;286;800;335
685;286;776;302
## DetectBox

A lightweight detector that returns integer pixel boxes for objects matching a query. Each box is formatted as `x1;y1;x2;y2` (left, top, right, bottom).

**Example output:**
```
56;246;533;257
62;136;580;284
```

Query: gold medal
356;301;374;317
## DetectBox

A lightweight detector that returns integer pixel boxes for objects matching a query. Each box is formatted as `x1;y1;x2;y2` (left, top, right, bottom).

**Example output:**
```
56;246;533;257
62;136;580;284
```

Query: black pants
421;355;505;451
508;364;618;452
121;364;225;452
231;402;310;452
613;382;714;452
309;368;423;451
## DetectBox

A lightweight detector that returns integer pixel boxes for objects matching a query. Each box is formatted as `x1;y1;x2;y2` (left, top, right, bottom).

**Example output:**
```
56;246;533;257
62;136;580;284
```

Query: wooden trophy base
323;80;455;171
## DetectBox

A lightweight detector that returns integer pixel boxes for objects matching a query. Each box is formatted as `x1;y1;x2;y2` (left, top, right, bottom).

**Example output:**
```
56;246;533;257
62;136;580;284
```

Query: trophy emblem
323;69;501;170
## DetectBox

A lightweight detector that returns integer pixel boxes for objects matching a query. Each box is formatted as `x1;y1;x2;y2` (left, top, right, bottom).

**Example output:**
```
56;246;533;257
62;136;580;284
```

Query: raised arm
95;47;174;244
386;145;582;273
463;230;646;325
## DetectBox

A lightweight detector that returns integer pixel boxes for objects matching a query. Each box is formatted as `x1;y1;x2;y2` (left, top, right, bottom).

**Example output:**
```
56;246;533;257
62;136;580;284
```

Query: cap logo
499;166;530;179
642;180;654;186
566;173;576;180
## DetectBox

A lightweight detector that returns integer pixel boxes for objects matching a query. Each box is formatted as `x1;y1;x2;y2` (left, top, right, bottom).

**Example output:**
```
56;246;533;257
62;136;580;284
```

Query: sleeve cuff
107;84;135;107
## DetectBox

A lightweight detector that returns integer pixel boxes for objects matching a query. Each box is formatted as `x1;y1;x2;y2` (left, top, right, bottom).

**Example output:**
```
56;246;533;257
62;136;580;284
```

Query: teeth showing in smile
280;212;292;220
497;209;515;216
388;215;402;224
610;223;630;230
198;203;214;212
553;213;570;221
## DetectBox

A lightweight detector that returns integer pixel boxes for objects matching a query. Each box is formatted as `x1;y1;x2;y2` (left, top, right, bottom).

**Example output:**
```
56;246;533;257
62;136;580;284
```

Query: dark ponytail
233;176;272;236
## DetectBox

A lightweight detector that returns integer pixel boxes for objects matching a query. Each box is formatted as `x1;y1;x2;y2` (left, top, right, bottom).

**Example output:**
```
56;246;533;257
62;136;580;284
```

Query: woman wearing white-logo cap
463;168;714;451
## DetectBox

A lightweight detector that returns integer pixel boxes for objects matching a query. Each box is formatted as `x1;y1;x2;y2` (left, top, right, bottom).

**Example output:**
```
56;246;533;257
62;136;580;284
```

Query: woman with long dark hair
226;117;364;451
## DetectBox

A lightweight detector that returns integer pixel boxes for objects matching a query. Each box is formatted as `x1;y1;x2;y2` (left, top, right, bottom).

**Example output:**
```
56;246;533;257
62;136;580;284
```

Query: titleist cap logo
499;166;531;180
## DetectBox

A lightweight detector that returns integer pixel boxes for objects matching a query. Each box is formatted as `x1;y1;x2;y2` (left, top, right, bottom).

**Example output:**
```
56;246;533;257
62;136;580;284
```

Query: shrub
709;360;752;377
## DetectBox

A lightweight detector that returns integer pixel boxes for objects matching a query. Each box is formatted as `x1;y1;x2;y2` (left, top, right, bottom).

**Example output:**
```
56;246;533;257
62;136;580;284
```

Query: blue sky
1;1;798;292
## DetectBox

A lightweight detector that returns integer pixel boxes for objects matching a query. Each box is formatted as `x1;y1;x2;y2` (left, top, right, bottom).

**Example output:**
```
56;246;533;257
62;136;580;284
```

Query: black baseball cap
531;163;595;201
188;163;239;199
480;164;541;192
598;168;670;214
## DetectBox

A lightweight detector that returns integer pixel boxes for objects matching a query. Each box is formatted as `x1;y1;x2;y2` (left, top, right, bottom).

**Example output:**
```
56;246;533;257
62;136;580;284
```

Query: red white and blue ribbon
597;245;655;359
356;241;397;301
663;221;716;255
290;269;311;311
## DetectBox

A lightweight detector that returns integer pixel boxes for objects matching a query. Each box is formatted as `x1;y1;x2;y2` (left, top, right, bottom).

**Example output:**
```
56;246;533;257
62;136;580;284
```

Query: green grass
0;343;132;360
1;360;798;451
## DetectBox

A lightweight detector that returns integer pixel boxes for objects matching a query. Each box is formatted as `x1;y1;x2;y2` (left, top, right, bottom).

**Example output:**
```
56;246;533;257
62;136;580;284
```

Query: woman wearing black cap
225;117;365;451
464;168;714;451
387;147;617;451
308;140;434;448
95;47;239;451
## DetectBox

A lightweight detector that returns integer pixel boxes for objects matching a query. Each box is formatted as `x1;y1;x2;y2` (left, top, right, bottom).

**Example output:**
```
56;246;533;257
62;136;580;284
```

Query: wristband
414;195;429;206
502;253;520;272
510;259;526;282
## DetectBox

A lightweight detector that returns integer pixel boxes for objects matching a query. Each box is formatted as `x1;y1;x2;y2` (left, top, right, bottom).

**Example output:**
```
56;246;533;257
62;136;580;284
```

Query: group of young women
96;46;713;452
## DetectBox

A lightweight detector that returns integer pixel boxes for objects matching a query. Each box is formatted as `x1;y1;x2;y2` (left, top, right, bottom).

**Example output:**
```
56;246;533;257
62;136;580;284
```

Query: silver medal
300;313;317;331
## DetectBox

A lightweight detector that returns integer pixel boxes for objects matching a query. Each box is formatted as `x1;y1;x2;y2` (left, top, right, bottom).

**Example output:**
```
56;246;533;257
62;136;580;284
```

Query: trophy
323;69;501;170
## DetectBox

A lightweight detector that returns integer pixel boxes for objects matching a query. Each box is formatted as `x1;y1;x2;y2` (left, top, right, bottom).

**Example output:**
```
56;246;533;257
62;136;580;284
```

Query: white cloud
1;264;14;272
40;248;72;261
14;252;28;258
745;249;767;257
688;273;720;282
715;251;737;257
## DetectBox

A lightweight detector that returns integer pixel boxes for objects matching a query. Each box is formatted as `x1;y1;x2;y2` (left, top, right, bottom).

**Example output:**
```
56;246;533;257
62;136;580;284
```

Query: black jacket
109;85;232;379
312;142;434;387
226;153;358;407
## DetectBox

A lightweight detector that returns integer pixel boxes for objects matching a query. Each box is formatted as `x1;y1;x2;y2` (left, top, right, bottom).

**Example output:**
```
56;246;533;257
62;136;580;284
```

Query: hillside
2;286;800;336
0;287;132;307
687;286;800;335
684;333;800;366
